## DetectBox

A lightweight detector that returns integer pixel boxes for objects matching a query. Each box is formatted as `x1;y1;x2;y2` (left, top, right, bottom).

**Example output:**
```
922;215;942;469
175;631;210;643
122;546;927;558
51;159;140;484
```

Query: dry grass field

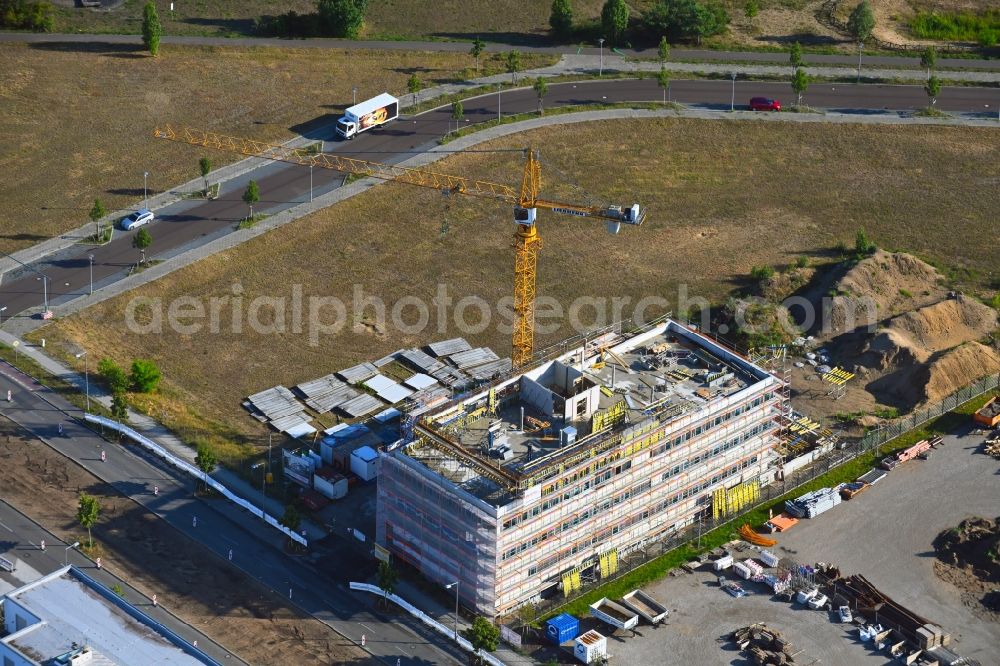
0;42;551;254
31;118;1000;466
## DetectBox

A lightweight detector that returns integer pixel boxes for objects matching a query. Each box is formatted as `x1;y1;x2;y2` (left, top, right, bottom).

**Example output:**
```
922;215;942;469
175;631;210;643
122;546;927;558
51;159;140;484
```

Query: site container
546;613;579;645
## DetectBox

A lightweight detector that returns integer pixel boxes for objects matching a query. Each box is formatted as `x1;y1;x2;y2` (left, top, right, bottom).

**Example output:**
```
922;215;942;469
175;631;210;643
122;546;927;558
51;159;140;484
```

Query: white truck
335;93;399;140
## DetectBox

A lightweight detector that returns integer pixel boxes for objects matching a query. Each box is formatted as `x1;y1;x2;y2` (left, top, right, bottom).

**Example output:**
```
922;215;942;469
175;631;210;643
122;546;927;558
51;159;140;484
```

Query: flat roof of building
401;319;780;505
2;567;207;665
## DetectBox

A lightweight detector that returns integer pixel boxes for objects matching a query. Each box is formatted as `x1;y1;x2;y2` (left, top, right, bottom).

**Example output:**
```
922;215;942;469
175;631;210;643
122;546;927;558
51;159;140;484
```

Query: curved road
1;77;998;321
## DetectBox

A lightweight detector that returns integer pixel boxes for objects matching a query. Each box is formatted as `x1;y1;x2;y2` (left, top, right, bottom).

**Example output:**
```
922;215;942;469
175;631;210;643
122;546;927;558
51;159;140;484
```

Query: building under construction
376;319;785;618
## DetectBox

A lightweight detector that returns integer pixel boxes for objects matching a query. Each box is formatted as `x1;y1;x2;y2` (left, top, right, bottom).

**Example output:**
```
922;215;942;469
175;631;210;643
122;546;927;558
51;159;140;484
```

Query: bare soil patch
31;118;1000;460
0;418;366;664
0;42;551;254
933;517;1000;622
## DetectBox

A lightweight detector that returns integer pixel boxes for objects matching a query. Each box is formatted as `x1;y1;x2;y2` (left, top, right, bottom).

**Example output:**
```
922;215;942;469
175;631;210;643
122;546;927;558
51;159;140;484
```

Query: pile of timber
731;624;796;665
835;575;950;649
984;432;1000;459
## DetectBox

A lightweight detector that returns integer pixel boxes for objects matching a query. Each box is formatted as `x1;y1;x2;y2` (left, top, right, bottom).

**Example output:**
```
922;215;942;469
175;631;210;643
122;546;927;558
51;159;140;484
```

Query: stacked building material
784;487;841;518
835;574;945;648
731;624;797;665
759;550;780;567
744;559;765;581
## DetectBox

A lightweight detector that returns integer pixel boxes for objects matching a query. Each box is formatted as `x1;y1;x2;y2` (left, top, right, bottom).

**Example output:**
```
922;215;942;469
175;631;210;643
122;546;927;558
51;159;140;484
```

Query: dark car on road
749;97;781;111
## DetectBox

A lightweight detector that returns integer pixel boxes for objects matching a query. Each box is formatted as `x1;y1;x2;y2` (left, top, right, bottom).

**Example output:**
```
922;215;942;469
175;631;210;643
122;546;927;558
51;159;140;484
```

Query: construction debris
834;575;949;650
984;430;1000;459
730;623;798;665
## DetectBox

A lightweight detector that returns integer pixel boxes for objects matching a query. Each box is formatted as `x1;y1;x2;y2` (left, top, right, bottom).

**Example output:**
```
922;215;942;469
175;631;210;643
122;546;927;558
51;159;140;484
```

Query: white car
838;605;853;623
120;208;154;230
808;593;829;610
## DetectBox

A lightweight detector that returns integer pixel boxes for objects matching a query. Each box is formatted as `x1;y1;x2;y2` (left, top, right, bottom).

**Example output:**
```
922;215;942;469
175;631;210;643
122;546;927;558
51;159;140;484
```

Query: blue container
546;613;580;645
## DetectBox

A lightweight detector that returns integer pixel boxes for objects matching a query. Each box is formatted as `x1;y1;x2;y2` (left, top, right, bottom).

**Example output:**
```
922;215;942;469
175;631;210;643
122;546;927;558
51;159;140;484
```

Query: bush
910;10;1000;44
750;265;775;281
255;10;321;37
854;228;877;256
0;0;53;31
97;358;130;395
794;255;809;269
130;359;161;393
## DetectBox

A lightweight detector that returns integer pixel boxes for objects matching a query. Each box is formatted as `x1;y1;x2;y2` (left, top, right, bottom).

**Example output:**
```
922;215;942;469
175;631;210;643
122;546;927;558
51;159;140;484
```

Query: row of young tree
550;0;729;46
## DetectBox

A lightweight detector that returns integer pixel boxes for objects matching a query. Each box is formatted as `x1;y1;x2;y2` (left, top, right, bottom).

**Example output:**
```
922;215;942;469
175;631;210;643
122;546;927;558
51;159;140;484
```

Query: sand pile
826;251;944;334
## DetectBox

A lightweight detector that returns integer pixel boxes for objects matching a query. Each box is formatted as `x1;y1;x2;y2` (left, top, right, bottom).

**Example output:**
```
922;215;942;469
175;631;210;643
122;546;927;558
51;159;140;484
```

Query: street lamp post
730;72;737;111
352;86;358;105
310;164;314;203
88;254;94;295
444;581;460;642
857;42;863;84
75;351;89;412
497;82;501;122
65;541;80;566
252;462;267;518
42;274;48;315
0;306;6;327
598;38;605;77
143;171;149;209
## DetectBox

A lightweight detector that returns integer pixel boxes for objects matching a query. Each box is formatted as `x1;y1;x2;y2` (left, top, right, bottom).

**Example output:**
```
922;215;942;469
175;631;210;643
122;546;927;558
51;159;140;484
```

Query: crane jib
550;207;590;217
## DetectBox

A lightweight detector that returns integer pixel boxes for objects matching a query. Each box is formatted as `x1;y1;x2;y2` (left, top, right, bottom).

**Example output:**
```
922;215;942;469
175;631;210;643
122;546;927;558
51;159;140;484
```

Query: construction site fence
527;373;999;625
349;582;506;666
858;372;1000;454
84;413;308;547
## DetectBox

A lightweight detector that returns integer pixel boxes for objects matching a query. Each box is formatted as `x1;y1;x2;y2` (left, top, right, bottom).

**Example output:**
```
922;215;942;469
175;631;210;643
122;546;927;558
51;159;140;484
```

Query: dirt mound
933;517;1000;619
863;296;998;368
826;251;945;335
867;341;1000;408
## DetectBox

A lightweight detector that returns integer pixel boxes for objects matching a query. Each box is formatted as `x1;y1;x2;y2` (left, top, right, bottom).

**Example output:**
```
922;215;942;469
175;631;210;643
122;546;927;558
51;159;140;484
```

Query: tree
847;0;875;44
242;179;260;219
549;0;573;39
791;67;809;107
194;442;217;490
132;228;152;264
532;77;548;114
199;157;212;194
919;45;936;80
141;1;161;57
407;73;422;107
110;393;129;422
98;358;129;395
467;616;500;659
316;0;368;39
855;228;876;255
744;0;758;18
280;504;302;532
77;493;100;548
376;560;398;606
130;359;161;392
470;38;486;74
656;65;670;105
88;198;106;241
924;75;941;106
601;0;629;45
504;50;521;84
788;41;802;72
658;35;670;63
451;100;464;133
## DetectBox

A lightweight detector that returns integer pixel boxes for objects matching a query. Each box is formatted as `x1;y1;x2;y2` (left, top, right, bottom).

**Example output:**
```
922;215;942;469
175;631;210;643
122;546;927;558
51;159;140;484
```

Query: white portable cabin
350;445;379;481
573;630;607;664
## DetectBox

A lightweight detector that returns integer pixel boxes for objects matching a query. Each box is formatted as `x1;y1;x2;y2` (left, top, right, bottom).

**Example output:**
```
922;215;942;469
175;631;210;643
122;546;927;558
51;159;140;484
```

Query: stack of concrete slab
785;487;842;518
245;386;314;436
295;374;360;413
337;362;379;385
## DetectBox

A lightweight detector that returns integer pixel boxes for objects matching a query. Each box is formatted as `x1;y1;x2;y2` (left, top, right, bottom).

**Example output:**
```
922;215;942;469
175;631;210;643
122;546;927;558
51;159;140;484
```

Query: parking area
606;424;1000;665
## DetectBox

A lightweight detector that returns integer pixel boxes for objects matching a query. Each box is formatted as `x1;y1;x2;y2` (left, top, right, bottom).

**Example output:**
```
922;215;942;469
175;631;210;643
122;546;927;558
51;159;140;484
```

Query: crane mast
153;125;644;368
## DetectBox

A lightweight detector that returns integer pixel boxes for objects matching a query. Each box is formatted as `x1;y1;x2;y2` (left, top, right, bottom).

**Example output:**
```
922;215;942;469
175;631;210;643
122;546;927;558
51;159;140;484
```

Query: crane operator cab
604;204;644;234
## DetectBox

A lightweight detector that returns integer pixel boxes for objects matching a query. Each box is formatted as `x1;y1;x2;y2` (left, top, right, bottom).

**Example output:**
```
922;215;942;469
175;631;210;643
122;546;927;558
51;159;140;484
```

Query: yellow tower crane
153;125;645;368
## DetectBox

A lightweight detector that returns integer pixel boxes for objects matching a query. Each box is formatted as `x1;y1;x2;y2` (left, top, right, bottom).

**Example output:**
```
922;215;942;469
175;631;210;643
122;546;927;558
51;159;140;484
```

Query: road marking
396;645;412;657
0;520;13;533
358;622;375;633
219;534;237;545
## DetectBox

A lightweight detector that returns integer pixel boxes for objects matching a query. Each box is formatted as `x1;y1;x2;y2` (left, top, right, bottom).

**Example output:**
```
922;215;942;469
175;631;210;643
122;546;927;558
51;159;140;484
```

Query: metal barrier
0;554;15;572
84;413;307;547
349;582;506;666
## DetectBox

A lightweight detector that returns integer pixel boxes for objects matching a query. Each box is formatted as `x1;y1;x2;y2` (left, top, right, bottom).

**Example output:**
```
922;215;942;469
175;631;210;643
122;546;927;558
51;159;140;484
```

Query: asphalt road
0;360;464;665
0;499;245;665
2;77;997;322
1;31;998;70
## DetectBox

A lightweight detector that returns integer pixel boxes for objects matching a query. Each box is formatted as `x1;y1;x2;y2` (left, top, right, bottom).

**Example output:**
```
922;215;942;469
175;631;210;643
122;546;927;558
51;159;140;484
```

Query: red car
749;97;781;111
